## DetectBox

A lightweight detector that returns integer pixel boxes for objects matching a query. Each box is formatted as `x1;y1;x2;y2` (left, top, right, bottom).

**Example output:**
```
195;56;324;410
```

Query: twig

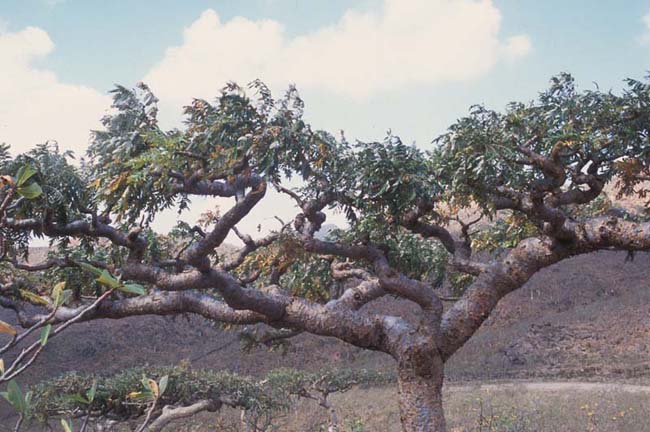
135;397;158;432
0;289;115;383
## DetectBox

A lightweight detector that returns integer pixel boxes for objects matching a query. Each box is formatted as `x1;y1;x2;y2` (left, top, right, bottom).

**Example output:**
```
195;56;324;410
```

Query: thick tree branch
304;238;441;314
440;217;650;360
20;290;265;327
4;216;147;261
184;180;267;270
327;279;384;311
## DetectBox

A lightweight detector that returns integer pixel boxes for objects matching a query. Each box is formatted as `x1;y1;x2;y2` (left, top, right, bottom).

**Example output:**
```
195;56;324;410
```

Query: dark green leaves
351;135;438;219
1;380;32;418
1;144;89;260
15;165;37;187
1;380;24;412
14;164;43;199
66;381;97;406
434;73;650;212
87;83;169;224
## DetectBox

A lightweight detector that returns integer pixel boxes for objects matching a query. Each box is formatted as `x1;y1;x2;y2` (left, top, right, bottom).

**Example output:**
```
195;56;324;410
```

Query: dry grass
293;383;650;432
62;382;650;432
444;383;649;432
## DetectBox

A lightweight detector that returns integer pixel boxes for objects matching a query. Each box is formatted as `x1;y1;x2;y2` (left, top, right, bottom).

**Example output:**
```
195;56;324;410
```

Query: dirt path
449;380;650;394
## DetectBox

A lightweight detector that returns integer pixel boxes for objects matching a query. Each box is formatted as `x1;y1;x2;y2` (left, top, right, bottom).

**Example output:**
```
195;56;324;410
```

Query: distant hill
4;250;649;385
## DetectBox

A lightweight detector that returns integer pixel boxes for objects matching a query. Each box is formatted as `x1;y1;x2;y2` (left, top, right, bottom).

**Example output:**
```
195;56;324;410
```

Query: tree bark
397;352;446;432
146;400;220;431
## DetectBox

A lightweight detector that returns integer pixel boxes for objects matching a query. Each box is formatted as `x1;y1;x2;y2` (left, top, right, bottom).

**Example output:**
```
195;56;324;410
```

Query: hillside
1;245;649;429
2;250;649;384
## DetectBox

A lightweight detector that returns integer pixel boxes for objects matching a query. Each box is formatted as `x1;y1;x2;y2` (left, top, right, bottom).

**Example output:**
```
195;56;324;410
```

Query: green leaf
97;270;121;289
51;282;65;307
7;381;22;411
86;381;97;403
16;182;42;199
19;289;49;306
40;324;52;347
158;375;169;397
120;283;146;296
74;261;104;277
3;380;24;413
61;418;74;432
15;165;37;187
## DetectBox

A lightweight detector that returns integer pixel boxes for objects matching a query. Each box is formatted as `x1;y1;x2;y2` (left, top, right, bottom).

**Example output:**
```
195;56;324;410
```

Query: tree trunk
397;353;446;432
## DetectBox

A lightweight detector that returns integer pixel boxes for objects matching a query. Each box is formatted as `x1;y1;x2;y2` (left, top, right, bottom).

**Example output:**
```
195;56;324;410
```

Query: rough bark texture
146;400;221;432
397;354;446;432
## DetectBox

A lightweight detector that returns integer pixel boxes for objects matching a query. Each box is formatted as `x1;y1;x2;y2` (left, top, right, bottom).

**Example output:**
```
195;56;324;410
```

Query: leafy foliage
1;380;33;420
434;73;650;213
350;135;438;219
4;74;647;305
0;144;85;257
25;365;391;427
329;221;448;285
471;213;540;254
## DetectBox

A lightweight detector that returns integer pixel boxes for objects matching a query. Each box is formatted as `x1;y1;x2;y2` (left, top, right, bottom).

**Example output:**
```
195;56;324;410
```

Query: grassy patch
73;382;650;431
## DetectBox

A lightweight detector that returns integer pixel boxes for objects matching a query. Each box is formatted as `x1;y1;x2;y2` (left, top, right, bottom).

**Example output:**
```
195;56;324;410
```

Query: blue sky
2;0;649;149
1;0;649;236
3;1;648;88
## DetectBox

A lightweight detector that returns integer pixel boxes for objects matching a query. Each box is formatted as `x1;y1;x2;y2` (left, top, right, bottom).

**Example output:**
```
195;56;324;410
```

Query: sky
1;0;650;239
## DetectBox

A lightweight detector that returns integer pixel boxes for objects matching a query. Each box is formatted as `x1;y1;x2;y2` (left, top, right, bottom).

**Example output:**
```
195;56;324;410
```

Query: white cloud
502;35;532;61
145;0;531;122
0;26;110;156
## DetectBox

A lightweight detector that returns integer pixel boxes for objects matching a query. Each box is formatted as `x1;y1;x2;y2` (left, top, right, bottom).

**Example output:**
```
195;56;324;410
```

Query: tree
0;74;648;431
